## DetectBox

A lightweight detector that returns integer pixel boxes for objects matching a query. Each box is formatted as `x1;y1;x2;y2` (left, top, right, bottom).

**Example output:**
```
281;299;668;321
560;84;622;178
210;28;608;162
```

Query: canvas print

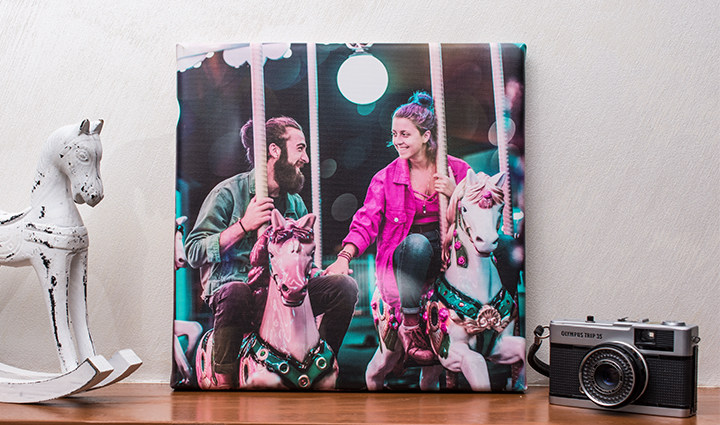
174;43;526;392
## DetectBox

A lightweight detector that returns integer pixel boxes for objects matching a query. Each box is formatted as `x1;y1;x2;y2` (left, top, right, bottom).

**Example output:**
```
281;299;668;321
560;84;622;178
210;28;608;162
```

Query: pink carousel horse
0;120;141;403
196;210;337;390
366;169;524;391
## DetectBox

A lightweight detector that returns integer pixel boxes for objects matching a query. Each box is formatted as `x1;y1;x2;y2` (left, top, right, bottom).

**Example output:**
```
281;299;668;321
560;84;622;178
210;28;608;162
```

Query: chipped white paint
0;121;141;402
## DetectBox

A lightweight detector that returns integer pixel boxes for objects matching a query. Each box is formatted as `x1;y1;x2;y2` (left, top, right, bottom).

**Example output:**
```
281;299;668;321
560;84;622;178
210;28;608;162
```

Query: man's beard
274;152;305;194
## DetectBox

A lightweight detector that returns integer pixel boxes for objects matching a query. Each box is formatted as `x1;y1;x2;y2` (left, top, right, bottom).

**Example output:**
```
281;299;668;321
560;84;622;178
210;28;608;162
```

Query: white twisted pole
250;43;268;234
307;43;323;266
429;43;449;241
490;43;513;236
251;43;268;200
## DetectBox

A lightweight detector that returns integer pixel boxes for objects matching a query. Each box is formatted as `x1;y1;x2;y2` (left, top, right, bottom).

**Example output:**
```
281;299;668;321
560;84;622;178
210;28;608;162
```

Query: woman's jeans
393;229;442;313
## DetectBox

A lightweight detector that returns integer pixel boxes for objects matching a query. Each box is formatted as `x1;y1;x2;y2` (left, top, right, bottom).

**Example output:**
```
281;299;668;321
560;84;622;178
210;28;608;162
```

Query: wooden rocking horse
0;120;141;403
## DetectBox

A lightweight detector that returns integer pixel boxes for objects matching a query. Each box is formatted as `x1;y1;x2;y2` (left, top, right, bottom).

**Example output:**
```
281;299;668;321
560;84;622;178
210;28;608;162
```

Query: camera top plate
549;317;699;357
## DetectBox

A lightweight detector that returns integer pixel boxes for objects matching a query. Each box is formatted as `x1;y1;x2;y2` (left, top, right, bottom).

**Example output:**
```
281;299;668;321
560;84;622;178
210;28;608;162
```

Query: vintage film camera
545;317;699;417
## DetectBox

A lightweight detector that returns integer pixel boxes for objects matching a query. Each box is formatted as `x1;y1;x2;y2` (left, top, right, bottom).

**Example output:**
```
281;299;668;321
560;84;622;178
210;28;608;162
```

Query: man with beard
185;117;358;389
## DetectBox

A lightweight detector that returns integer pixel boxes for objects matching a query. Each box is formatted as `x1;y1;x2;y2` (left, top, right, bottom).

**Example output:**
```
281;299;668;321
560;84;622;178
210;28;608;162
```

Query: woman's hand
323;244;358;275
324;258;353;276
433;173;457;198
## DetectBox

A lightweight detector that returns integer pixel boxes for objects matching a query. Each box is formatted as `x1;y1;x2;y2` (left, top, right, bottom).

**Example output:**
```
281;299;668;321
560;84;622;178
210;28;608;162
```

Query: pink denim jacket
342;155;471;313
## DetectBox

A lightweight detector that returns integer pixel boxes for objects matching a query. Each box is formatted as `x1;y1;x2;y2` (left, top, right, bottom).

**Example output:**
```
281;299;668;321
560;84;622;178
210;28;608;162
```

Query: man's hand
242;196;274;231
219;196;274;255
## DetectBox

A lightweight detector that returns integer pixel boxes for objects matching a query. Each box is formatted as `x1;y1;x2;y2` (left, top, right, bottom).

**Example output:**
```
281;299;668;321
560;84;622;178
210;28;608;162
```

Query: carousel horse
196;210;337;390
172;216;202;386
427;169;525;390
366;290;444;391
0;120;141;403
366;169;524;391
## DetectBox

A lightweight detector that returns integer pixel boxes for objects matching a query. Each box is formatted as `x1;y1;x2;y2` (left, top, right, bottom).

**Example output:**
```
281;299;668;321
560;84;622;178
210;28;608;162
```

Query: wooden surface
0;385;716;424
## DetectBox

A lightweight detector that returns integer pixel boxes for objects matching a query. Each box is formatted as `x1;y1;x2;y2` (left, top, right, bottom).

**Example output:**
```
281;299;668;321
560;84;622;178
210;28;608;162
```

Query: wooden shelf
0;385;716;424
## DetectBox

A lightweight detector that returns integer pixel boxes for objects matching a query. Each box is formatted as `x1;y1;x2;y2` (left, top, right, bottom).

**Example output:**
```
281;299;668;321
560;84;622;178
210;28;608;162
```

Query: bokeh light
488;119;516;145
331;193;359;222
321;159;338;179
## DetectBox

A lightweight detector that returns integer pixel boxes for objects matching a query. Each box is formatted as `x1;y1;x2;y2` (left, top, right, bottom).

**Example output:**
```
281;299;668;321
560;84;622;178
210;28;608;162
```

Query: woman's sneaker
398;323;435;364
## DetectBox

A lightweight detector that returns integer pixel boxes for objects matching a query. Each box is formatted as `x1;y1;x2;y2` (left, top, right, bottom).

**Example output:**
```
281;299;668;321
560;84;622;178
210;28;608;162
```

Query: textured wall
0;1;717;386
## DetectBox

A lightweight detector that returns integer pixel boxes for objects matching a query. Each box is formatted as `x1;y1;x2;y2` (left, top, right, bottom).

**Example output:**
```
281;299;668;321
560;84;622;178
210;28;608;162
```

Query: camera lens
579;343;648;408
596;362;621;390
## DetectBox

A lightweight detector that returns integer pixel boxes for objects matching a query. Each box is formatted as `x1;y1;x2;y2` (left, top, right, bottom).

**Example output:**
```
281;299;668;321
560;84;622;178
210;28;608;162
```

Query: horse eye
76;151;89;162
461;206;468;214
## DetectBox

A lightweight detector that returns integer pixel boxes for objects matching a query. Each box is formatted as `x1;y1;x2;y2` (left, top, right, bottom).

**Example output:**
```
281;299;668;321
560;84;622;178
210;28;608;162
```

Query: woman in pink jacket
326;92;471;364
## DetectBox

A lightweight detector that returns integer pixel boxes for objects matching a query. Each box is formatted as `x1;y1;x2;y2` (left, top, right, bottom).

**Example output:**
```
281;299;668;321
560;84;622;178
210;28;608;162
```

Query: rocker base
0;356;113;403
91;349;143;389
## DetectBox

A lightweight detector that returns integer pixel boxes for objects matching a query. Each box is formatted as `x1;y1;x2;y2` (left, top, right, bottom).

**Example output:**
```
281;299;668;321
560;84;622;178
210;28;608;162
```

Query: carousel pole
490;43;513;236
251;43;268;232
307;43;323;267
429;43;449;241
430;43;459;388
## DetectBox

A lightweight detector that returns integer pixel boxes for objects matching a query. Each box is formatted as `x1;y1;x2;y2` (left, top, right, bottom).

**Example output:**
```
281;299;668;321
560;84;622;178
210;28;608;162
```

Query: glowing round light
337;53;388;105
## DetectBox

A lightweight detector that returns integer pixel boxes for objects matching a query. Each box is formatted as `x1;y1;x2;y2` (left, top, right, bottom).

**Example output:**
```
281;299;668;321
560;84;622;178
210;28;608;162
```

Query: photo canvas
174;43;526;392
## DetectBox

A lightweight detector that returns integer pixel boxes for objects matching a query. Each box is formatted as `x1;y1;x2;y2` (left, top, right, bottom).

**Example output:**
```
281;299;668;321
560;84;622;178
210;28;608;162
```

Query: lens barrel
579;343;648;408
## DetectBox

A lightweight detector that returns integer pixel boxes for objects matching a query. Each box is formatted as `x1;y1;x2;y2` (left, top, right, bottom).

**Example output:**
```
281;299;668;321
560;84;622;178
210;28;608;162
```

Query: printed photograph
174;43;526;391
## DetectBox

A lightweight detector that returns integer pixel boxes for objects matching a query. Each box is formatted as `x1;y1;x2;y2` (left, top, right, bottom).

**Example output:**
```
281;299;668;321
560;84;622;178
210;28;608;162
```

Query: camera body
548;317;699;417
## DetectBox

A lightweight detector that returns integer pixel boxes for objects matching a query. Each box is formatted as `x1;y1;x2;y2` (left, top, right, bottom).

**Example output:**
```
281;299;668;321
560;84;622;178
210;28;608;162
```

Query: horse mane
441;172;505;266
247;227;272;288
36;123;77;178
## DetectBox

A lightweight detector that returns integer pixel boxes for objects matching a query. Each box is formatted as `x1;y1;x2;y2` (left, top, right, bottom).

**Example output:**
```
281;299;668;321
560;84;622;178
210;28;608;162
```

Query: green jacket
184;171;308;300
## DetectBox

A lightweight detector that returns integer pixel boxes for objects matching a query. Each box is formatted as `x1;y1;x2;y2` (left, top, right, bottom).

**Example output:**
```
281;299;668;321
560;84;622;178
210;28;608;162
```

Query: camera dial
579;342;648;408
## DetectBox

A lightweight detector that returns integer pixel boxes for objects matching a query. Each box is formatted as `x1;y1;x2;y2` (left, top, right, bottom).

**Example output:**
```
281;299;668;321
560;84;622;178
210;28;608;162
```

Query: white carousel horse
365;169;524;391
366;290;444;391
196;210;337;390
0;120;141;403
427;169;525;391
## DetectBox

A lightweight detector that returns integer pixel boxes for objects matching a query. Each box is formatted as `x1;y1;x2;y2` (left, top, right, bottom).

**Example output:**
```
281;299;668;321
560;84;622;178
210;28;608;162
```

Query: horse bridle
267;226;314;289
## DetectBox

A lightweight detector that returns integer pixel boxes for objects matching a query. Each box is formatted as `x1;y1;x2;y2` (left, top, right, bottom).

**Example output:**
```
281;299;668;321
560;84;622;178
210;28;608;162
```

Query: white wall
0;1;717;386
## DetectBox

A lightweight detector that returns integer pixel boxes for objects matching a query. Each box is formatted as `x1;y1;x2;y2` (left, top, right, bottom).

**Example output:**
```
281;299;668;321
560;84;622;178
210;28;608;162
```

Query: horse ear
92;119;104;135
296;213;316;230
270;209;285;230
79;119;90;135
465;168;478;185
489;172;506;188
